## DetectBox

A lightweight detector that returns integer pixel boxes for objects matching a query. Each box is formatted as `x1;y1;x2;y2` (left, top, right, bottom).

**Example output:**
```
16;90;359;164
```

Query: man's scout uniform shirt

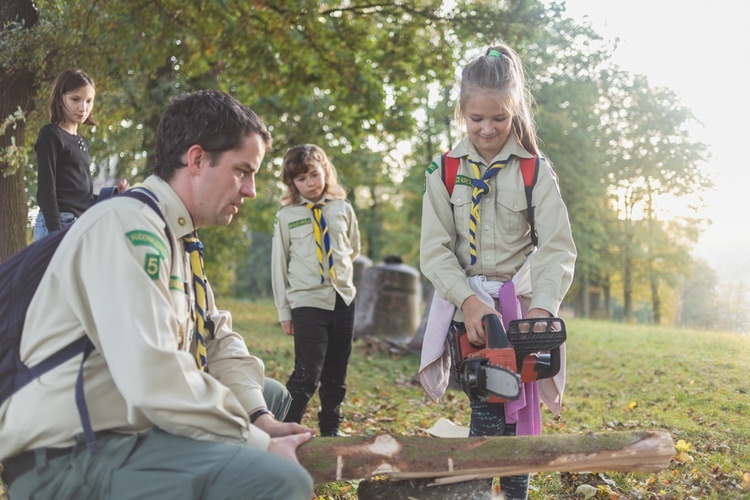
0;175;270;462
271;198;360;322
420;135;577;319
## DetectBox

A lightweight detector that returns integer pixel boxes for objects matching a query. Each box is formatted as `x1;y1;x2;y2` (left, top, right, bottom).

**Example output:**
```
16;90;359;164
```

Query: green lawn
2;299;748;499
225;298;750;499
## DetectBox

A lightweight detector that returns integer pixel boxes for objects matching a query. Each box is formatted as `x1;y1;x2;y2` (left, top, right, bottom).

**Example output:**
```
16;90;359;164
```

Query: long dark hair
49;69;98;126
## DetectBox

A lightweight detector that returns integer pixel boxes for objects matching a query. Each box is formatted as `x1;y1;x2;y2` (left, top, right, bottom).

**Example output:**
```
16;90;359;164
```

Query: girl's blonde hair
455;44;538;155
281;144;346;205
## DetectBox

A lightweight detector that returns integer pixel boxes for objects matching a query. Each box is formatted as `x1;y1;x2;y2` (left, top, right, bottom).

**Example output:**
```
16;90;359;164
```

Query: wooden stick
297;431;675;484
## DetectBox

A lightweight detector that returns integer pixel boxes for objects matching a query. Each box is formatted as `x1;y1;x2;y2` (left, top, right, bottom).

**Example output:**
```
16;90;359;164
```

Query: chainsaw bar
458;357;522;402
483;364;522;400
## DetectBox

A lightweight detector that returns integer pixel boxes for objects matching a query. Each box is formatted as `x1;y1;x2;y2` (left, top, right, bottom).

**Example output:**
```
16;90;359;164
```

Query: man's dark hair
152;90;272;181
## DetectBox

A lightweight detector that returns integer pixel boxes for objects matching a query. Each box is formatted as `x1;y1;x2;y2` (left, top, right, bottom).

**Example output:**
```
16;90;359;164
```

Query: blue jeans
33;212;77;241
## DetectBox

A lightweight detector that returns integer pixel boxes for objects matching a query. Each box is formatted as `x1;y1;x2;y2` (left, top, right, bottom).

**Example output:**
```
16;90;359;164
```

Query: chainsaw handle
482;314;510;349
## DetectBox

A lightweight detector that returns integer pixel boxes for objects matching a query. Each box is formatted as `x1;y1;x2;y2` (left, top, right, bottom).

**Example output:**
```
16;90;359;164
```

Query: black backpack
0;188;171;453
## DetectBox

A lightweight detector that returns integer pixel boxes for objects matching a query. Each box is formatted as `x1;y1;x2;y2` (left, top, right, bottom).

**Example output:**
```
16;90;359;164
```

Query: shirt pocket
169;283;191;350
451;187;473;235
326;209;350;249
289;222;316;258
496;189;528;236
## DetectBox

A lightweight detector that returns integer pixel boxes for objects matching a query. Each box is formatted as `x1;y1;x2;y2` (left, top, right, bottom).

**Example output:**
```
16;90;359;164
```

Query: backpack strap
121;188;174;254
79;188;171;453
520;156;540;247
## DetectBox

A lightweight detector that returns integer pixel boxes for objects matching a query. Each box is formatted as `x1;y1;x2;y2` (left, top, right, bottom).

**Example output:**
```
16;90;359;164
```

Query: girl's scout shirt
271;197;360;322
0;175;271;462
420;135;576;320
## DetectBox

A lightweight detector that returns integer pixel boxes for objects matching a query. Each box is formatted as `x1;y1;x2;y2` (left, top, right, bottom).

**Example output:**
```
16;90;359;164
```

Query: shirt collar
449;135;532;166
141;175;196;240
298;196;327;206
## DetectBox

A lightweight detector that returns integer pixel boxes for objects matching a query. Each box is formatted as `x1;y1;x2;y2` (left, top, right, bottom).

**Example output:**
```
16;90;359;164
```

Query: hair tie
487;49;502;58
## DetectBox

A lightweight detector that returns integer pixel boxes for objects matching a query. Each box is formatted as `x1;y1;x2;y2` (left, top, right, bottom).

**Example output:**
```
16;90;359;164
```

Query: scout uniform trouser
5;430;313;500
3;378;312;500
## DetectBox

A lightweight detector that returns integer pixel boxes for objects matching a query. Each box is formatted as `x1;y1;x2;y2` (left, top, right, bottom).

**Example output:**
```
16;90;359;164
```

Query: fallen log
297;431;675;485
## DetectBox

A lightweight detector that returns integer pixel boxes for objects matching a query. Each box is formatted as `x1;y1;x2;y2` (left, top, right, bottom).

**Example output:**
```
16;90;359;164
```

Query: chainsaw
449;314;567;403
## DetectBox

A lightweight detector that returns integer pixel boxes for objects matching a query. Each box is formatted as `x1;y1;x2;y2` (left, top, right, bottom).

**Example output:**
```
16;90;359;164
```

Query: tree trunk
603;274;611;319
623;251;633;320
650;272;661;324
581;271;590;318
0;0;40;262
297;431;675;485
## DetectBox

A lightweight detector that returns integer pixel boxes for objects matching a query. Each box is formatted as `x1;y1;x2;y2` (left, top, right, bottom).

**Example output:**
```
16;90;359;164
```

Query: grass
3;299;749;499
226;299;750;499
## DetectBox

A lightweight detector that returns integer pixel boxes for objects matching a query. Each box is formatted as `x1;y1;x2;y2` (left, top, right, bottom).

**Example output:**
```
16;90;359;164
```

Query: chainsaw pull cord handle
482;314;511;349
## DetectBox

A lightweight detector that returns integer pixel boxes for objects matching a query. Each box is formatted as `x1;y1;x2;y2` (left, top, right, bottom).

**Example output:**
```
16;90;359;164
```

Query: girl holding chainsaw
271;144;361;437
418;44;576;499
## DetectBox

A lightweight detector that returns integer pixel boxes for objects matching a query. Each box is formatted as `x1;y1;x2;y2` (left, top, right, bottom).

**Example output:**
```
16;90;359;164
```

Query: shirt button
456;198;462;203
484;225;490;231
484;256;490;261
485;198;491;203
513;203;519;209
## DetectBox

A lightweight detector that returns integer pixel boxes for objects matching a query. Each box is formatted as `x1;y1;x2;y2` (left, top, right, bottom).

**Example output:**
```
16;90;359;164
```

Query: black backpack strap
120;188;174;256
78;187;172;454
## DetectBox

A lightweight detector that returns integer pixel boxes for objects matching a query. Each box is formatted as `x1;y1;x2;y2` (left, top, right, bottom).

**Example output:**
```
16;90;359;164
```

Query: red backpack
441;153;540;247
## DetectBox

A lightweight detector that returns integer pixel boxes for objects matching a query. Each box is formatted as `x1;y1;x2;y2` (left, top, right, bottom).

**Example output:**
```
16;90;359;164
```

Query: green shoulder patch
455;175;473;188
144;253;161;280
169;276;184;292
426;160;439;175
289;218;312;229
126;230;168;260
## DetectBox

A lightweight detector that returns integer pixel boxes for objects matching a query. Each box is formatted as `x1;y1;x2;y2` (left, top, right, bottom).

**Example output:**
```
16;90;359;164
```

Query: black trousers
283;294;354;433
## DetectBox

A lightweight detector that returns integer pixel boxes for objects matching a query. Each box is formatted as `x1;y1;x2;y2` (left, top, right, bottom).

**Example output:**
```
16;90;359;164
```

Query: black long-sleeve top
35;124;95;231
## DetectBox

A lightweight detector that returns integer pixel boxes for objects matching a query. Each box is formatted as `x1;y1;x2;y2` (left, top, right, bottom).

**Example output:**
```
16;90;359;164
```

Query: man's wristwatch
249;408;272;423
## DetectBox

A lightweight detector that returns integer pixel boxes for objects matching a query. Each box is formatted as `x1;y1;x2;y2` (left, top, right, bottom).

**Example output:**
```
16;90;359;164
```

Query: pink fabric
497;281;542;436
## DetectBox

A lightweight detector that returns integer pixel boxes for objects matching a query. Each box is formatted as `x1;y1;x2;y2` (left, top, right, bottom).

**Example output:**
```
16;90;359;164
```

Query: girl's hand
281;320;294;336
526;308;552;319
460;295;501;345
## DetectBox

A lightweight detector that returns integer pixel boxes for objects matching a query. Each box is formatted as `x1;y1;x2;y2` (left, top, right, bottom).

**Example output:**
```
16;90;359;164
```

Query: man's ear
185;144;205;176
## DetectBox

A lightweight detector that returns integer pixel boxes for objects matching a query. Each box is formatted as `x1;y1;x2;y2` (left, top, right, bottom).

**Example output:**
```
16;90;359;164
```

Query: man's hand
460;295;501;345
268;432;313;464
281;320;294;336
253;413;314;438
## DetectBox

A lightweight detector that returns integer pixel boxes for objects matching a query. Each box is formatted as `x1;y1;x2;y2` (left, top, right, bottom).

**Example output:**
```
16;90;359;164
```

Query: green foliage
0;108;29;178
2;0;717;316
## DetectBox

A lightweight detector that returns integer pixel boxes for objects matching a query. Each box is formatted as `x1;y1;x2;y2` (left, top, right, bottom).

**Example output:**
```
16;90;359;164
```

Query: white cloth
418;253;565;416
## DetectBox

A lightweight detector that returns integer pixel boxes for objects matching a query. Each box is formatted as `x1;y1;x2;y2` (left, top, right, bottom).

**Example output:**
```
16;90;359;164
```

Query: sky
557;0;750;284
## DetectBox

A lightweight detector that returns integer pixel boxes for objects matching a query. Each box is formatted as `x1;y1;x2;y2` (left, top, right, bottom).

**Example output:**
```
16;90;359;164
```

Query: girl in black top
33;69;98;241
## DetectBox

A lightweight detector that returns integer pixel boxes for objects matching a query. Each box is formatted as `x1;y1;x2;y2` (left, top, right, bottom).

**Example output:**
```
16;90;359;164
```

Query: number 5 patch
145;253;161;279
